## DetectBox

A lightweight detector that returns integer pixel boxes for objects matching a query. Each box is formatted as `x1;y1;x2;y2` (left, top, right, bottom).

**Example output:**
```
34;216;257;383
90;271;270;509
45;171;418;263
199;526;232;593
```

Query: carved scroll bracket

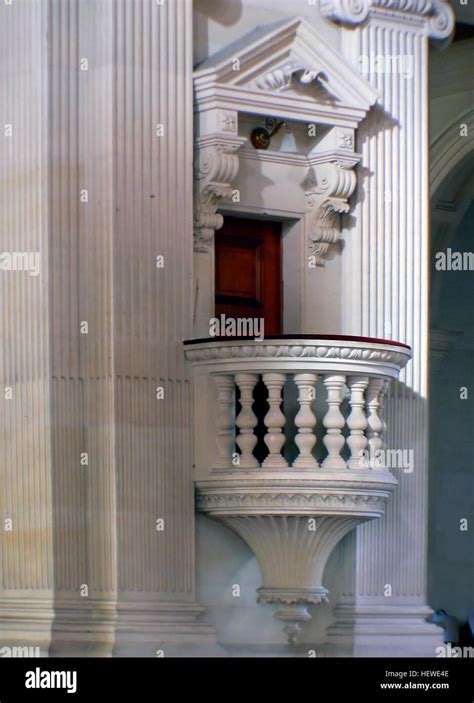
193;128;246;253
305;146;360;266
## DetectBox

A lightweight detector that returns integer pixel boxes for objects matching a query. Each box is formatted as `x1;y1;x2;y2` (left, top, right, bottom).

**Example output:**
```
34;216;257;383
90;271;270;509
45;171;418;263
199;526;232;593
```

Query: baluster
346;376;369;468
366;377;385;469
213;374;235;470
235;373;259;468
292;373;319;468
262;373;288;468
321;374;346;469
380;379;389;445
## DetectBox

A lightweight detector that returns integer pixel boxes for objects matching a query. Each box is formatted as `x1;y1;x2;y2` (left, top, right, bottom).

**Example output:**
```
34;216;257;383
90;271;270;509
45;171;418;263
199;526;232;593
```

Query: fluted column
0;0;213;656
322;0;454;656
112;0;212;654
0;0;53;654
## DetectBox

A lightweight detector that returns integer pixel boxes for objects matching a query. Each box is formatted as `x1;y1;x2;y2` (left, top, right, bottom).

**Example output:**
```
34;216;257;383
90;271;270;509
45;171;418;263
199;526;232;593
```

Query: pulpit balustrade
184;335;411;642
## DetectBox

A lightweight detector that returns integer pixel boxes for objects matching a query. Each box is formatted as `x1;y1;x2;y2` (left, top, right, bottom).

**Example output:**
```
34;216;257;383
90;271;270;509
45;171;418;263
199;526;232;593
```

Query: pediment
194;17;378;123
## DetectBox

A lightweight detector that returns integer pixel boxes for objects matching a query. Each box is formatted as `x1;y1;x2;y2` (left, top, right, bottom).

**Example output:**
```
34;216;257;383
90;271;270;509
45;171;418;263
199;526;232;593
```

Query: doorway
215;216;282;336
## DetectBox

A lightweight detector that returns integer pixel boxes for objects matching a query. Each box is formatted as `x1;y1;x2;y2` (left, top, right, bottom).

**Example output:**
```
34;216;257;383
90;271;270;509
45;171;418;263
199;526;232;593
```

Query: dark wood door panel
215;235;263;307
215;216;282;335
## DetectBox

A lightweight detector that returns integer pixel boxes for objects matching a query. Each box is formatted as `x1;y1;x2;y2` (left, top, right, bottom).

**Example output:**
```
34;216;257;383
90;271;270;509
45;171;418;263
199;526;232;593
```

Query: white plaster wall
193;0;340;66
196;511;341;651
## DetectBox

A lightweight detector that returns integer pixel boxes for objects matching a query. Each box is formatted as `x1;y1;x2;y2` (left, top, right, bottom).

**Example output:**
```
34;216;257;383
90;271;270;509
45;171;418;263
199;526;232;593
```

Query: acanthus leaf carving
248;62;333;98
193;135;246;253
184;339;411;369
305;160;358;266
249;62;301;92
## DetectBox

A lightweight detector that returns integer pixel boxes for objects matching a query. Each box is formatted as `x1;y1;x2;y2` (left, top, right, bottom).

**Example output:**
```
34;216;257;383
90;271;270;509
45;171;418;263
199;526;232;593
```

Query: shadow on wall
193;0;243;66
428;201;474;623
196;512;287;646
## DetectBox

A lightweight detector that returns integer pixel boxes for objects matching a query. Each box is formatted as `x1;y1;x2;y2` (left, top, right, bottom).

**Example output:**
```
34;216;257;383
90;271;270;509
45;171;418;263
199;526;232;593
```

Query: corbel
193;110;246;254
305;128;360;266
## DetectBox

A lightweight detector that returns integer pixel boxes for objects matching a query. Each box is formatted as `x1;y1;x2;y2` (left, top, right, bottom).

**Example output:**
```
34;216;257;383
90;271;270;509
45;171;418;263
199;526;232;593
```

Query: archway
428;110;474;628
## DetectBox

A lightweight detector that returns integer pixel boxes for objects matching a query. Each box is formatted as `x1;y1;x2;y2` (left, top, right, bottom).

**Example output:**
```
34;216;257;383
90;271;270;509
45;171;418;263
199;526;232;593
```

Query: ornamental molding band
184;337;411;641
193;17;378;254
184;338;411;378
320;0;454;40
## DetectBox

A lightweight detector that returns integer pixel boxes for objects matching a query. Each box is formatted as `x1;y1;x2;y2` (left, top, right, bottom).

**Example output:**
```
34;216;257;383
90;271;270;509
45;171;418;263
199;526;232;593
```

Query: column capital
320;0;455;41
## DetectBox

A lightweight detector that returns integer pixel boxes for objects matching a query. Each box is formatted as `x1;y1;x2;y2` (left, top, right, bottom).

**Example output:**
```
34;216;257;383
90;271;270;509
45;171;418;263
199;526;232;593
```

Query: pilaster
0;0;53;655
321;0;455;656
0;0;215;657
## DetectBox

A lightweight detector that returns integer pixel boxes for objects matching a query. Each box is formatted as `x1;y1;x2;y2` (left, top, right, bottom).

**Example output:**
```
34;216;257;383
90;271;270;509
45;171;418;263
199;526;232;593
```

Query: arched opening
428;111;474;631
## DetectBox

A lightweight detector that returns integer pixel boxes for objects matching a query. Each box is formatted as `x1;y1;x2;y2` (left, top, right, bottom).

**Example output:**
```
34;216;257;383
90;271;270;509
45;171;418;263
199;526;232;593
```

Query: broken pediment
194;17;378;127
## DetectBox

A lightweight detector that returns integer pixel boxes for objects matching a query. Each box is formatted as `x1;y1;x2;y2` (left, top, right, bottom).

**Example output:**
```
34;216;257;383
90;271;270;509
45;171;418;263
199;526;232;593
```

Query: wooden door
215;217;282;336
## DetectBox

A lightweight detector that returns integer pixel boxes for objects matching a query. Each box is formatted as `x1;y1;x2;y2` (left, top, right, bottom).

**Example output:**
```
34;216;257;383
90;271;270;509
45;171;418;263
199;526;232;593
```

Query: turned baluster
322;374;346;469
366;377;385;469
262;373;288;469
235;373;259;468
380;379;389;445
292;373;319;468
213;374;235;470
347;376;369;468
